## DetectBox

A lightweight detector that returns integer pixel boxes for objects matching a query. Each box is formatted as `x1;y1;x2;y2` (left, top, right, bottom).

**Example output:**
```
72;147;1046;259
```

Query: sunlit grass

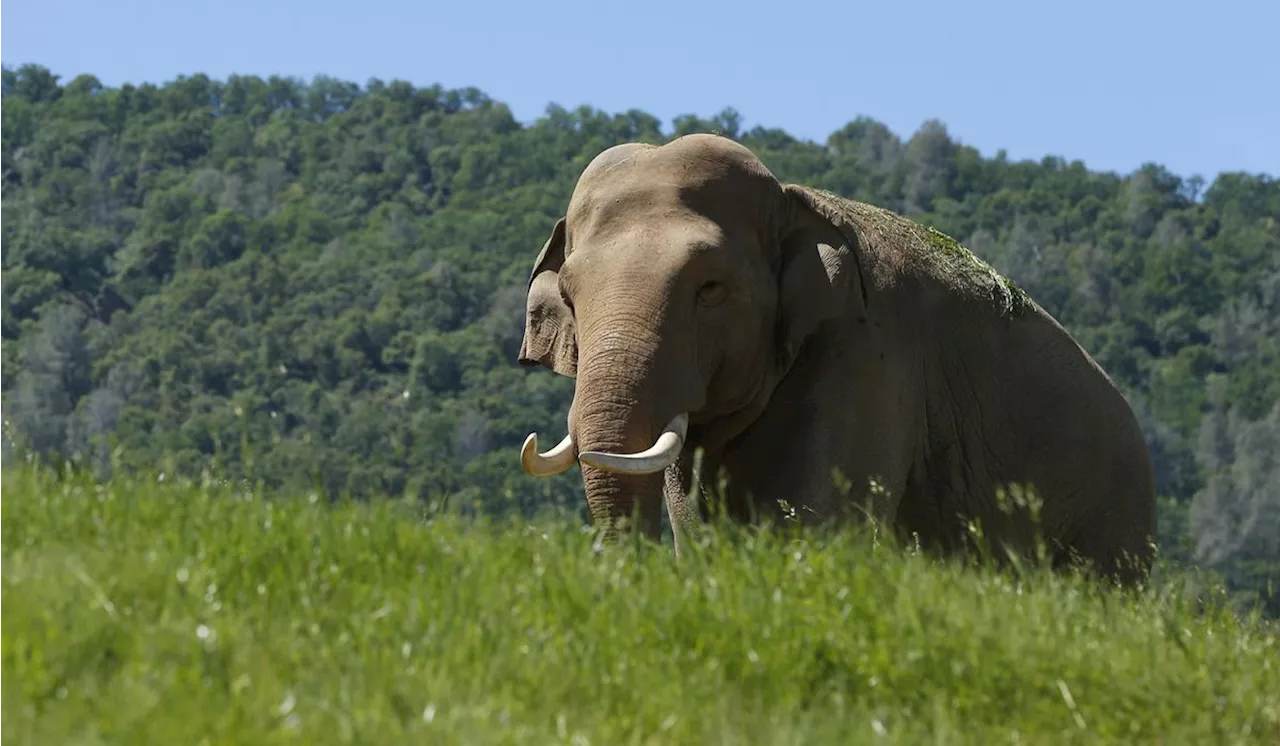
3;464;1277;744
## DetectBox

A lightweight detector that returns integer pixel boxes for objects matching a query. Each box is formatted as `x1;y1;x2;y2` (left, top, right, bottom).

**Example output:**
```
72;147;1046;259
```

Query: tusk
578;413;689;475
521;432;576;477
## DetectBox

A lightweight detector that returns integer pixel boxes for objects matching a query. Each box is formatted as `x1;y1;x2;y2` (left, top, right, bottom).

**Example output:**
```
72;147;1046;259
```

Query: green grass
3;465;1277;745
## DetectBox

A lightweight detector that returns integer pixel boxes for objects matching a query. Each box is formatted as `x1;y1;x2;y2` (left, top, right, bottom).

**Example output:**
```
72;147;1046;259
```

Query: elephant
515;133;1157;585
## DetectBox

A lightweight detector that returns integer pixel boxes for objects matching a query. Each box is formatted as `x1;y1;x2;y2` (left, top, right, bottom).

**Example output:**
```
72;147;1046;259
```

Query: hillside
3;465;1278;744
2;64;1278;612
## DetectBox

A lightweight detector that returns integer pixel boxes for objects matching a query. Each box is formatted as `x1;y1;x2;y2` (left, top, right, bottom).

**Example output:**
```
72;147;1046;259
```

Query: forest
2;64;1277;613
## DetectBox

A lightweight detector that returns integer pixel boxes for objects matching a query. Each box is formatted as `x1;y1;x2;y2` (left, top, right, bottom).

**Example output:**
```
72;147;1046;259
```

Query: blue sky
4;0;1276;179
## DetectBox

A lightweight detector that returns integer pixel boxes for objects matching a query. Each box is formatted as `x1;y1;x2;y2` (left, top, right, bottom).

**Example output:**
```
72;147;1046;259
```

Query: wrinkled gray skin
518;134;1157;585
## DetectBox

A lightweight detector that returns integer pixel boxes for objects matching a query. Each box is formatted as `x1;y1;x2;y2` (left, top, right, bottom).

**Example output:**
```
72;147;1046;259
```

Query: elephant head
517;134;864;541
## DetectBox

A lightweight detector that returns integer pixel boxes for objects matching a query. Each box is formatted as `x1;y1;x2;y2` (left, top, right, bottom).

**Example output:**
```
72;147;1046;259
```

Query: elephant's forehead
574;139;771;205
569;178;683;225
568;209;726;265
568;166;769;234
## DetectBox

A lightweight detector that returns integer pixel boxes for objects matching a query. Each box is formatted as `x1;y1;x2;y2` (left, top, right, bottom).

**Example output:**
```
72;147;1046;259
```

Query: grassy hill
2;66;1278;742
4;463;1276;744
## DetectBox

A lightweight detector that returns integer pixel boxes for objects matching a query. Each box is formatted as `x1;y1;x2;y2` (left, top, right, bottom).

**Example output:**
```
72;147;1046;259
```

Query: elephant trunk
567;311;701;541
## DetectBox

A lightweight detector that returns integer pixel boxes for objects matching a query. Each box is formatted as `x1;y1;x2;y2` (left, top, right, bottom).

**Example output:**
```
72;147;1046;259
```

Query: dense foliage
2;64;1277;612
4;465;1277;744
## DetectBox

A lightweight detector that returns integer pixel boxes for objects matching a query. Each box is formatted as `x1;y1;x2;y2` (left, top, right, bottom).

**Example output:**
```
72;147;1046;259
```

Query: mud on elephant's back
790;185;1033;320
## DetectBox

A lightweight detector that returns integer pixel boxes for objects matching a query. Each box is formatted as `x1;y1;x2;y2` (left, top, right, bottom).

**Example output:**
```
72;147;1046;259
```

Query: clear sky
3;0;1276;179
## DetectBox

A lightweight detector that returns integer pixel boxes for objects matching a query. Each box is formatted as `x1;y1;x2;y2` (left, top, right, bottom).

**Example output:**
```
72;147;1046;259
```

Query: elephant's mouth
520;412;690;477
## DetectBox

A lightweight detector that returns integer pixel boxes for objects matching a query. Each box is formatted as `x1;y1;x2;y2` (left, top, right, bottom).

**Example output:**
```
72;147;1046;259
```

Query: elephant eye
697;281;728;307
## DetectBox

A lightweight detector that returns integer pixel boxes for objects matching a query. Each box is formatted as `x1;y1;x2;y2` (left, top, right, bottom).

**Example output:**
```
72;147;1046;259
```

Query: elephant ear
775;185;867;372
518;217;578;377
